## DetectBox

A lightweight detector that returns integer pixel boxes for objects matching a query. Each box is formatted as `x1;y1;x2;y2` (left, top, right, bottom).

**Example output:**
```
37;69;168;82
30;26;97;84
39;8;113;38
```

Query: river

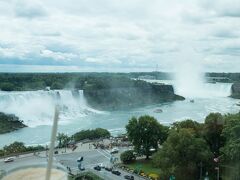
0;81;239;147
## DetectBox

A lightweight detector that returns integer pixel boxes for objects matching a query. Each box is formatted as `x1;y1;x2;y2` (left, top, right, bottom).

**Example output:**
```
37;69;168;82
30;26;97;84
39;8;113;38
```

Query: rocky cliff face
231;83;240;99
84;83;184;110
0;112;27;134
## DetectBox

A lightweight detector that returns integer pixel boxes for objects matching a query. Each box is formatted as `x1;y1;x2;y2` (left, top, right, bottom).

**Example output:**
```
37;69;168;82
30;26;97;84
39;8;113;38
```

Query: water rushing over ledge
0;90;103;127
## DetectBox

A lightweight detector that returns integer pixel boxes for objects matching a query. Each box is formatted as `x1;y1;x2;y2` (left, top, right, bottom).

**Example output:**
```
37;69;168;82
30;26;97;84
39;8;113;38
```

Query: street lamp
204;172;209;180
214;157;220;180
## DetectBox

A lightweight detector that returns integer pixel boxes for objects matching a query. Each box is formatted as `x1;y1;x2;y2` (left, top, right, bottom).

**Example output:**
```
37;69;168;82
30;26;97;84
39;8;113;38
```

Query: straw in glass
45;105;59;180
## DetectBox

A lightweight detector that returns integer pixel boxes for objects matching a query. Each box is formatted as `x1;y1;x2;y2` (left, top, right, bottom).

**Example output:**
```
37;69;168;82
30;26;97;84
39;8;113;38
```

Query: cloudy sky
0;0;239;72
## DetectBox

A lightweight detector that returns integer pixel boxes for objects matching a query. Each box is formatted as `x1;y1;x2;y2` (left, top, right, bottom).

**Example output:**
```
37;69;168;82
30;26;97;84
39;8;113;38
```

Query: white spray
173;48;232;98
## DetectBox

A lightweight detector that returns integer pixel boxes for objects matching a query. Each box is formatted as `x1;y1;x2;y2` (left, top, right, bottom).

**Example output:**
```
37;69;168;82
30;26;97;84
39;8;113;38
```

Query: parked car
105;167;112;171
110;147;119;154
124;175;134;180
4;157;14;163
80;167;85;171
77;156;83;162
94;165;101;171
98;163;105;168
112;170;121;176
72;145;77;151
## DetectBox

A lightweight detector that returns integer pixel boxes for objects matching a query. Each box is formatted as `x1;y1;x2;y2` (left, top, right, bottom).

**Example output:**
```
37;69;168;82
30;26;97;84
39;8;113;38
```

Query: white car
110;148;119;154
4;157;14;163
98;163;105;168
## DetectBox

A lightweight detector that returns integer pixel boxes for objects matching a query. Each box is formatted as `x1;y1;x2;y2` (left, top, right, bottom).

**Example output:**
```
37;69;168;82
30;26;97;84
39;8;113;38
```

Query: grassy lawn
123;159;160;176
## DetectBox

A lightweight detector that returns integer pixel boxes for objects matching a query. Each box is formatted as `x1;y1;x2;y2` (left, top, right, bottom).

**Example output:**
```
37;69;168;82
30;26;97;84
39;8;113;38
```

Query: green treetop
126;115;168;159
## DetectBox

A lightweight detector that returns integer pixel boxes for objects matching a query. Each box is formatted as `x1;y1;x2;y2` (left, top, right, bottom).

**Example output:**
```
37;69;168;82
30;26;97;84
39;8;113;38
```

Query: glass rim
1;162;67;179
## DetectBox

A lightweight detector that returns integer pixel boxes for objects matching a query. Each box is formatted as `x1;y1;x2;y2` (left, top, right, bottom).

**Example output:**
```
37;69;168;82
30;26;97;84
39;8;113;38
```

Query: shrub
148;173;160;180
74;172;103;180
0;82;15;91
1;142;45;157
120;150;136;164
73;128;110;141
0;150;4;157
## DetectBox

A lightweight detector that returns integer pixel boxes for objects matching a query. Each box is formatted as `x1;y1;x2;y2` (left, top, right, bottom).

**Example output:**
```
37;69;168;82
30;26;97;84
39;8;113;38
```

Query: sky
0;0;239;72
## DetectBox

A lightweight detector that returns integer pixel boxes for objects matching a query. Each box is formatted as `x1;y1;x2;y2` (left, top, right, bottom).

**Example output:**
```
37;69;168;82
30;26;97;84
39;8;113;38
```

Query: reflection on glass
2;163;67;180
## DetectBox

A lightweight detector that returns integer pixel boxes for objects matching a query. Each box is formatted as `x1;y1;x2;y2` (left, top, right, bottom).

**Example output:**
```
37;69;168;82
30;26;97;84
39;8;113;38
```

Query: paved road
56;149;111;169
55;148;145;180
0;148;145;180
0;156;47;172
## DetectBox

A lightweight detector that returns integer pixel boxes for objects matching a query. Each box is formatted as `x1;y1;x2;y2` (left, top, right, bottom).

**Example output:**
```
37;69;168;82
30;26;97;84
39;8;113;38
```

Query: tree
3;142;26;155
62;135;71;152
57;133;64;148
126;115;168;159
0;149;4;157
220;113;240;178
0;112;26;134
152;129;213;180
221;113;240;161
203;113;225;155
120;150;136;164
51;82;63;90
0;82;15;91
172;119;203;137
73;128;110;141
57;133;70;150
94;128;111;139
26;145;45;152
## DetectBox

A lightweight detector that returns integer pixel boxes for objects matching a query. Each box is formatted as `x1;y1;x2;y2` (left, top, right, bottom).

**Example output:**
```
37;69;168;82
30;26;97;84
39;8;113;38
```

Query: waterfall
173;82;232;98
0;90;101;127
203;83;232;97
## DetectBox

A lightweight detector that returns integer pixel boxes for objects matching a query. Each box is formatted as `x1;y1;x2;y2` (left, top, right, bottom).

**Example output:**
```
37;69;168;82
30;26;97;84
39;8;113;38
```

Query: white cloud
40;49;77;61
0;0;239;72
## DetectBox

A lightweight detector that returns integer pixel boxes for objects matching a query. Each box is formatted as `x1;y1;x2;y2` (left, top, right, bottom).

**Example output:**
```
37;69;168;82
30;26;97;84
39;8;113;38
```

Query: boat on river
154;109;163;113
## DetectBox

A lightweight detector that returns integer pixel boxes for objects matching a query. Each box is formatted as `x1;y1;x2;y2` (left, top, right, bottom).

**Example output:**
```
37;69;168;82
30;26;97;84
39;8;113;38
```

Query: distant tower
155;64;159;72
154;64;159;79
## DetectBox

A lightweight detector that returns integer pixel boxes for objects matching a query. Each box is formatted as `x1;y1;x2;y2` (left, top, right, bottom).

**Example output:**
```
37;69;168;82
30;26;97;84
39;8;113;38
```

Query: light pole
204;172;209;180
199;161;202;180
214;157;220;180
215;167;219;180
